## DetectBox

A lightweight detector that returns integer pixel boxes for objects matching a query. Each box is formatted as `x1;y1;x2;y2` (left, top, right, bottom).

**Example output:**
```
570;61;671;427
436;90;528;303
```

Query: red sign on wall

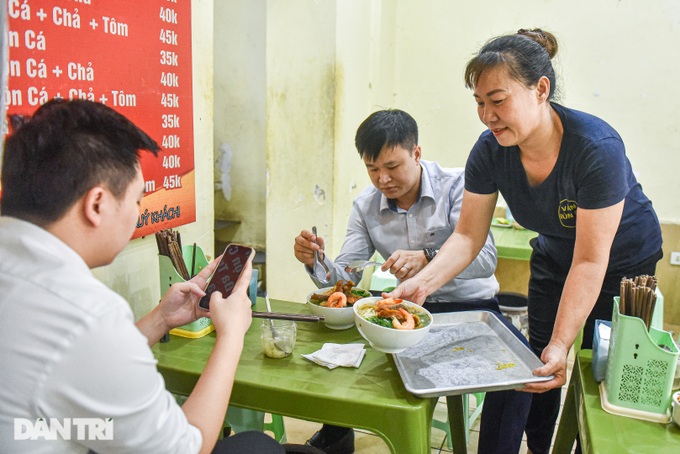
4;0;195;238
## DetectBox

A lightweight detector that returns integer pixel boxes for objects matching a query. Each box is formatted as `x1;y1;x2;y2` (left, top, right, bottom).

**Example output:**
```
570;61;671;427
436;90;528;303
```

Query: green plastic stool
431;392;485;449
262;413;287;443
220;411;286;442
225;407;287;443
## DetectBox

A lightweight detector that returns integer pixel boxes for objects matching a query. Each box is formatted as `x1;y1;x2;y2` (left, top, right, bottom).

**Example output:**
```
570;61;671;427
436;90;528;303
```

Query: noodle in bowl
353;297;433;353
306;284;370;330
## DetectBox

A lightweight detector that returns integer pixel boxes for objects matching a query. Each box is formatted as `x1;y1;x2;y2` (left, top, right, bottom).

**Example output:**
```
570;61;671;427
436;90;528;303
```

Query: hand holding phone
198;244;256;310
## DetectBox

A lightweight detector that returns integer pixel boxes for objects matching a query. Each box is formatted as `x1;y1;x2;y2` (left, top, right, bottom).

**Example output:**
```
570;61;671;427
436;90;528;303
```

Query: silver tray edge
393;310;553;397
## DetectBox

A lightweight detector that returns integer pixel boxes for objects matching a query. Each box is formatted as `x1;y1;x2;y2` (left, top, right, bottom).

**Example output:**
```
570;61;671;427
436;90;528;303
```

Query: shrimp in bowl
353;297;433;353
306;280;371;330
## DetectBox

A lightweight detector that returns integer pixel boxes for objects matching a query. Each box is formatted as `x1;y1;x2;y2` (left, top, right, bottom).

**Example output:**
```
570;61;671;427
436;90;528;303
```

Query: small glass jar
673;339;680;391
260;320;296;358
672;391;680;427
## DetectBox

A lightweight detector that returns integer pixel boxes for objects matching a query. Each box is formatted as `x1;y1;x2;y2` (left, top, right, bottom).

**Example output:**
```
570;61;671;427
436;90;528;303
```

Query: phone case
199;244;255;310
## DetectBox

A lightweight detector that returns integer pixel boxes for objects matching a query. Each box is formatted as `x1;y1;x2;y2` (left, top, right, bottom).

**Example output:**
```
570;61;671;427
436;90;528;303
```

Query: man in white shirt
0;99;284;454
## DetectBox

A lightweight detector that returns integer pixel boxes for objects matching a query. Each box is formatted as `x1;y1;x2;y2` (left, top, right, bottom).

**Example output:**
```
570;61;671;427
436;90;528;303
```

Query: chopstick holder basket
159;245;213;338
600;297;678;422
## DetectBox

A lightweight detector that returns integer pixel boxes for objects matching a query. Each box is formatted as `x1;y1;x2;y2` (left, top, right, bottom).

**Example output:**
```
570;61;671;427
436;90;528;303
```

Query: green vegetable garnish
351;289;371;297
365;316;393;328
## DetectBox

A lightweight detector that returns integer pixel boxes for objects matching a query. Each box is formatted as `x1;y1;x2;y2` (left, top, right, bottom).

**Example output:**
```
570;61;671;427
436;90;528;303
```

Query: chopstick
619;275;657;330
252;311;325;322
190;242;197;278
155;229;190;279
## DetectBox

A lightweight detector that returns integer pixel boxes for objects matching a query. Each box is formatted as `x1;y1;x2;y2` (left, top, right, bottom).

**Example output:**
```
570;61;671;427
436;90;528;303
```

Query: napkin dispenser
592;319;611;383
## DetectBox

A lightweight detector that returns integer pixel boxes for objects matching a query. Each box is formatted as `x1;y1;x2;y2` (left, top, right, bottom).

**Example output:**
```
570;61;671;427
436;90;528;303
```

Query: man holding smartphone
293;109;531;454
0;100;284;453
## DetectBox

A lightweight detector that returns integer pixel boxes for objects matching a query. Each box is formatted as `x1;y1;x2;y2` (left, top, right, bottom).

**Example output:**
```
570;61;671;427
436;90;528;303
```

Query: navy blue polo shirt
465;103;662;271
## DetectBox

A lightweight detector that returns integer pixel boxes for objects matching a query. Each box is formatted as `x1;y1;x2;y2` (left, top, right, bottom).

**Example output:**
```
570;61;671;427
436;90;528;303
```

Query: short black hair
1;99;160;225
354;109;418;161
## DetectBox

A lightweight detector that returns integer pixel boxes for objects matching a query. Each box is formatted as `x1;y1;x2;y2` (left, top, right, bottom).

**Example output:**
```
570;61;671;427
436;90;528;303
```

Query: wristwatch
423;247;438;262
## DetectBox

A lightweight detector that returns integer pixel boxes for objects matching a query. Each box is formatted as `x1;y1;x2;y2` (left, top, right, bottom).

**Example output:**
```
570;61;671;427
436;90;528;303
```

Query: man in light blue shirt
294;109;499;304
294;110;529;454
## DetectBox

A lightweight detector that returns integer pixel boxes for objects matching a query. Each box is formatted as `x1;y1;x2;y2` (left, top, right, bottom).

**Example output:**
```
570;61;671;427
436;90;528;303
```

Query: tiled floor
274;348;576;453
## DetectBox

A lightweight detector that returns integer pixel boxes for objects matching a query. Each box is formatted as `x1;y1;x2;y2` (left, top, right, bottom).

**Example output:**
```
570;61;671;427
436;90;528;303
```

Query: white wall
393;0;680;222
214;0;680;303
264;0;401;301
265;0;338;301
213;0;267;250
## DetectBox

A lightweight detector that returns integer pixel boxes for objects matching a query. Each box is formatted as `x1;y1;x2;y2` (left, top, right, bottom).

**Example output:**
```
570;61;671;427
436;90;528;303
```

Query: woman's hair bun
517;28;558;59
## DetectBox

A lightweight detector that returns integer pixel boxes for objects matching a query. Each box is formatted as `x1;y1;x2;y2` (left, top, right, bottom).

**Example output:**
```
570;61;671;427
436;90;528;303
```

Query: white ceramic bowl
672;391;680;427
353;297;433;353
306;286;371;330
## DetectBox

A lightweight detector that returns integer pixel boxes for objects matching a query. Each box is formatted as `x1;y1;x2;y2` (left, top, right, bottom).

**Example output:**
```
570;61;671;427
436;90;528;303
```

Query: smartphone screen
198;244;255;310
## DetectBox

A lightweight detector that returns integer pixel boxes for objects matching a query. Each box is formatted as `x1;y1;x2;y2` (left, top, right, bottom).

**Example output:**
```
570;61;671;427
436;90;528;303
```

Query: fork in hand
344;260;383;273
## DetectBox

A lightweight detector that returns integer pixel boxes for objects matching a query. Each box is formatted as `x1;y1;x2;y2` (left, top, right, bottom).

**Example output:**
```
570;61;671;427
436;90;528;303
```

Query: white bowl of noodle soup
306;284;371;330
353;297;433;353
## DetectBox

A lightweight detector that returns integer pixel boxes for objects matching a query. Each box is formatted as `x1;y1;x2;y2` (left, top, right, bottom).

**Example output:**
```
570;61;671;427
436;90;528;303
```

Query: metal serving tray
393;311;552;397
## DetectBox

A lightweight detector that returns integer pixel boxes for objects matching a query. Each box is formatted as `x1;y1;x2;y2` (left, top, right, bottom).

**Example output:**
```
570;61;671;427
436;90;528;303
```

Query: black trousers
524;243;662;454
212;431;285;453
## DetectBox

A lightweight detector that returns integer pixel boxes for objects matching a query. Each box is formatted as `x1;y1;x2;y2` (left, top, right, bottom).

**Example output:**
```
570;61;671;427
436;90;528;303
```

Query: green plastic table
152;298;442;453
553;349;680;453
490;225;538;261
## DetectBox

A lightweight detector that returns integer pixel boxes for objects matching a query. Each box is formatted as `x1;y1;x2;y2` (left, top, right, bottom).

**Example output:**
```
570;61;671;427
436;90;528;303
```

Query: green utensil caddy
601;297;678;422
158;245;213;338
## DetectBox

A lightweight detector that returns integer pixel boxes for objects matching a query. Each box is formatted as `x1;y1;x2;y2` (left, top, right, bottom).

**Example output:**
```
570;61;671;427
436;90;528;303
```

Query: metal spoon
264;293;286;351
345;260;383;273
311;226;331;284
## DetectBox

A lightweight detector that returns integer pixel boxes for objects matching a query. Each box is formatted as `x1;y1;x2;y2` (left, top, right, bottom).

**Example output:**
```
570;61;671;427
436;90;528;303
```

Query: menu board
3;0;195;238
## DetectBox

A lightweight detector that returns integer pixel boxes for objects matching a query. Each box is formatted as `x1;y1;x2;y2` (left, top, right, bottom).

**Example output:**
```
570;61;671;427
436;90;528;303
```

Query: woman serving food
388;28;663;453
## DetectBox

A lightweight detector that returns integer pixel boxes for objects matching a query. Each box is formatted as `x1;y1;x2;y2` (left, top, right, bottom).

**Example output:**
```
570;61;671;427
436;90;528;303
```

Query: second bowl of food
307;280;371;330
353;297;433;353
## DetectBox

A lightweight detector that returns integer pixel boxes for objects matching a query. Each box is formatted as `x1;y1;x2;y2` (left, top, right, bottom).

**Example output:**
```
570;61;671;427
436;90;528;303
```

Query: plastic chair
263;413;287;443
226;407;287;443
431;392;485;448
172;395;286;443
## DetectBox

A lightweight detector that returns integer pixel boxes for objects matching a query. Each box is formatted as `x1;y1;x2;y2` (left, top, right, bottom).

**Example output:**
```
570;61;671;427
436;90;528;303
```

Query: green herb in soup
365;316;393;328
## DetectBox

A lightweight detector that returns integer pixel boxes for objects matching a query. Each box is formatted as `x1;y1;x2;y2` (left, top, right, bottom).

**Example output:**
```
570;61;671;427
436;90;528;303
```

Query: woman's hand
521;341;569;393
384;277;430;306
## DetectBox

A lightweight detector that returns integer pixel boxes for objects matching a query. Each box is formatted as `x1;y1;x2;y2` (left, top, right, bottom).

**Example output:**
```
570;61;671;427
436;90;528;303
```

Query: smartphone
198;243;255;310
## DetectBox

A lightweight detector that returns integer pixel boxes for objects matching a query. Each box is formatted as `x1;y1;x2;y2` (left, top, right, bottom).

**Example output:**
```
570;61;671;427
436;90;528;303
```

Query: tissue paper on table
302;343;366;369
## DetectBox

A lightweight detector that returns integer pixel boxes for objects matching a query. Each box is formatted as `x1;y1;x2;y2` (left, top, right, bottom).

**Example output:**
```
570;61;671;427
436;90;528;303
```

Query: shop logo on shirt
558;199;577;228
14;417;114;441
